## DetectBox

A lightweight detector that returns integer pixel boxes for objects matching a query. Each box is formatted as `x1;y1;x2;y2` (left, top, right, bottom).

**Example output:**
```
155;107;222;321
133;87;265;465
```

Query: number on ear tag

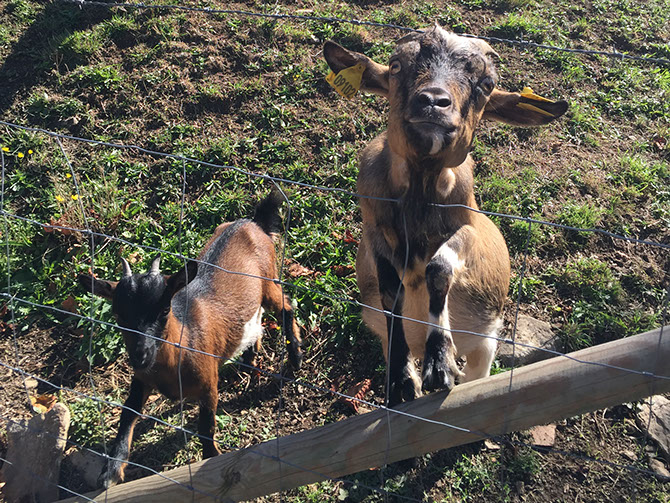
326;63;365;99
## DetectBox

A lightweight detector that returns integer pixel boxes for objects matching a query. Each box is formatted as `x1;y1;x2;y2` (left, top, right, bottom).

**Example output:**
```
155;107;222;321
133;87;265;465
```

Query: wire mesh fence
1;1;669;502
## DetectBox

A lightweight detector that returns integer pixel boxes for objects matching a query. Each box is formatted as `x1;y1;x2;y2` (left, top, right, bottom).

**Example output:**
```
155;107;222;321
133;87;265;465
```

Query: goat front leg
376;255;419;407
99;378;150;488
199;386;221;458
422;244;464;393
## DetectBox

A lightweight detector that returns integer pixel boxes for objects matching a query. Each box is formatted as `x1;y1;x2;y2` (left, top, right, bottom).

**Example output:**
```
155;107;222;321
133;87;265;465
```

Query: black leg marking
282;308;303;370
423;255;458;393
376;256;417;407
99;378;148;489
425;255;452;316
199;396;220;458
422;329;456;392
241;345;257;369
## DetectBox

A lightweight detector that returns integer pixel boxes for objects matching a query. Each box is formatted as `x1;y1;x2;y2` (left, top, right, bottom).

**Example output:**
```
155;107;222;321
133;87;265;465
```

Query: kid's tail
252;188;284;236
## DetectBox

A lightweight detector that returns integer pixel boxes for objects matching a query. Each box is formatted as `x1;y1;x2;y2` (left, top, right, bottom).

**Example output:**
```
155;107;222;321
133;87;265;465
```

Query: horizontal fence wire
1;120;667;251
1;2;669;499
55;0;670;67
1;120;669;497
2;355;667;493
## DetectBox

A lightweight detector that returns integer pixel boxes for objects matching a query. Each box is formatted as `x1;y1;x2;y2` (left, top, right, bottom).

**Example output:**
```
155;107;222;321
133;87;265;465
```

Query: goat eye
479;77;495;95
389;61;402;75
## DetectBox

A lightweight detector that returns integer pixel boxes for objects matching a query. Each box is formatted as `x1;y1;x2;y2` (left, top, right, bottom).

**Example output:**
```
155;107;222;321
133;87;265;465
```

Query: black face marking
389;29;498;158
113;272;170;370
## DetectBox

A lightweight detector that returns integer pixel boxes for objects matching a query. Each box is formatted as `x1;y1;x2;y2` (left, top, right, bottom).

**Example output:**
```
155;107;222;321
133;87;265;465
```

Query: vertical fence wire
55;136;111;501
1;148;33;414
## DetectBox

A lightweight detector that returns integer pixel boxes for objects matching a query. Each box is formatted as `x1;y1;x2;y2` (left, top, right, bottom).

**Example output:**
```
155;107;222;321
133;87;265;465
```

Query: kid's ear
78;274;117;300
323;41;390;97
483;88;568;126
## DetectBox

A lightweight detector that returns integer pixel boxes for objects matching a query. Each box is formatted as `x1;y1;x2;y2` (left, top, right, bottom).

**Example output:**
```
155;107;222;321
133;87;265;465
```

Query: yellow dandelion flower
17;152;24;158
55;195;65;203
1;147;8;152
28;150;33;155
71;194;78;201
66;173;72;179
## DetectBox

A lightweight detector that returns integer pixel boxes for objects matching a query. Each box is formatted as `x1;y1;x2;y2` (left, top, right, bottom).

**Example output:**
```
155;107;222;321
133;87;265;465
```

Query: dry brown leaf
331;264;354;277
287;262;316;278
339;379;372;414
61;295;78;314
30;394;57;414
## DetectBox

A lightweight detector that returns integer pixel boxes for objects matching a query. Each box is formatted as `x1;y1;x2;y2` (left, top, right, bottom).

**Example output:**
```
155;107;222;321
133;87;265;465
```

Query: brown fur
324;26;565;404
79;208;302;487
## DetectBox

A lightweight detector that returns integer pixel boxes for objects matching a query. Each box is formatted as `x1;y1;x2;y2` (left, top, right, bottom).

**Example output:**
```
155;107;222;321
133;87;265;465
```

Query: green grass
1;0;669;501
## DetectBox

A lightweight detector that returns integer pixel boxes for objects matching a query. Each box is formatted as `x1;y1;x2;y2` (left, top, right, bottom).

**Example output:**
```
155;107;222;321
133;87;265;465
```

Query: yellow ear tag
517;86;556;117
326;63;365;99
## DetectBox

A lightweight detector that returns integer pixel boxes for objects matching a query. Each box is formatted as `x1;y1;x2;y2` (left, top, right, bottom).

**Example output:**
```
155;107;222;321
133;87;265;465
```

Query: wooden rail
61;326;669;502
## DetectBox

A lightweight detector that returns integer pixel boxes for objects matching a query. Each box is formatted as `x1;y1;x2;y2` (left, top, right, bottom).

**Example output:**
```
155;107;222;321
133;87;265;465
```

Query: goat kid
324;25;567;406
78;192;302;487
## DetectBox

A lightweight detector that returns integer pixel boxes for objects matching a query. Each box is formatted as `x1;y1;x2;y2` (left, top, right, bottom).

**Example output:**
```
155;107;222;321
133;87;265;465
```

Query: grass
0;0;669;501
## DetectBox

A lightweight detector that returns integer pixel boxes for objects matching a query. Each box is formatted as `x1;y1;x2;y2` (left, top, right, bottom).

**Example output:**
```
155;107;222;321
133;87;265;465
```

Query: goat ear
483;88;568;126
78;274;116;300
166;261;198;297
323;41;390;97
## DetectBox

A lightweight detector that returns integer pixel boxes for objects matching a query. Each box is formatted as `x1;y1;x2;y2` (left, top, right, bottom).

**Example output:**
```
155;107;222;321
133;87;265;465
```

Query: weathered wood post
60;326;669;502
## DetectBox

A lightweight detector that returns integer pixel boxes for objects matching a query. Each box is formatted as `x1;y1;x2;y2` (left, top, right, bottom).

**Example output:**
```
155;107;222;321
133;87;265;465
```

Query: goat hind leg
265;283;303;370
376;255;419;406
199;387;221;458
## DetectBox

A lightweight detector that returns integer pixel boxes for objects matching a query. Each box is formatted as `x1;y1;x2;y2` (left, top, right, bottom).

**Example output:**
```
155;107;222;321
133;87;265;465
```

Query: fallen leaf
287;262;316;278
484;439;501;451
530;424;556;447
30;394;57;414
331;264;354;277
61;295;78;314
338;379;372;414
343;229;358;245
263;320;279;331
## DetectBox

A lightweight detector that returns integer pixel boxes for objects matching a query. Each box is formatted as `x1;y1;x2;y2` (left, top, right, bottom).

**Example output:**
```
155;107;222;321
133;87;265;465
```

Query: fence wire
56;0;670;67
1;118;668;501
1;1;669;501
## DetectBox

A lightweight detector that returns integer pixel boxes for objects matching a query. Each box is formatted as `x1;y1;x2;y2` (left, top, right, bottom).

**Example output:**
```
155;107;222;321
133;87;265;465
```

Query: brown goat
78;192;302;487
324;26;567;406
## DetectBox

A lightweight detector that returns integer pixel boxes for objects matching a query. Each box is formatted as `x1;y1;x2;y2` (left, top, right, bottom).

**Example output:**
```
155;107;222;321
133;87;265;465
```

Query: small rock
621;449;637;462
67;449;106;488
637;395;670;460
530;424;556;448
498;315;559;367
0;403;70;503
24;377;38;389
648;458;670;480
484;439;501;451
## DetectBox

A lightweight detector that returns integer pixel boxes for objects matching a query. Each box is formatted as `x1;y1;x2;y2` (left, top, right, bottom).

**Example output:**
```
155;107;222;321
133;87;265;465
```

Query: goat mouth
407;119;456;134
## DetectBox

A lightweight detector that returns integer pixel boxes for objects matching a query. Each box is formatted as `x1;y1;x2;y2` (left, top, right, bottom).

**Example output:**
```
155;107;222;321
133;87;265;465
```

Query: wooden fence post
60;326;669;502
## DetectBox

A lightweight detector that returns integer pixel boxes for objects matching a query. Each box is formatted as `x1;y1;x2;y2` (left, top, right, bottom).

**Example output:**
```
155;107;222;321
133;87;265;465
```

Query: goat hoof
98;463;123;489
388;368;419;407
288;346;303;370
422;354;458;393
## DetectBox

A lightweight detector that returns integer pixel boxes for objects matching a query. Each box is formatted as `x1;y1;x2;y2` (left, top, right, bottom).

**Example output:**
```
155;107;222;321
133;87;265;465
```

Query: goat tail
253;188;284;237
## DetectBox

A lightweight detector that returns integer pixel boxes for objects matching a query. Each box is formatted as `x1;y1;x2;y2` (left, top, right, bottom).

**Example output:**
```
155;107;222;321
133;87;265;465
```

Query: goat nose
417;88;452;109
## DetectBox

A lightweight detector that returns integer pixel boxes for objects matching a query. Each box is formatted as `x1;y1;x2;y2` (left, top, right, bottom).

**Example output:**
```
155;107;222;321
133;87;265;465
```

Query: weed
68;397;107;448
